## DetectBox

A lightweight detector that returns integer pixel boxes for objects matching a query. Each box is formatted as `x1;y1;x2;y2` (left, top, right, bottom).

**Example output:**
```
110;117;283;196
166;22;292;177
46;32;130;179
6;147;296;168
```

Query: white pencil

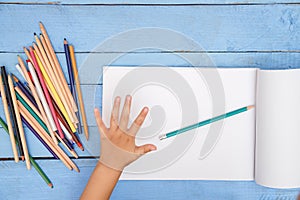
27;61;58;135
15;64;26;80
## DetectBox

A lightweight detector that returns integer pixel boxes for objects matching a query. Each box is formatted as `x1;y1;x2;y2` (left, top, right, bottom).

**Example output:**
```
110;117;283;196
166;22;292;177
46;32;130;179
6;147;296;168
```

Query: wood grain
0;4;299;52
0;1;300;199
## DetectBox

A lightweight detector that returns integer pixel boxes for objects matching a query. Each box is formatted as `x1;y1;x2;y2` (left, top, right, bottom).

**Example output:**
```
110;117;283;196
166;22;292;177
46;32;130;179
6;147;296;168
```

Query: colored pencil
23;47;33;64
159;105;255;140
1;66;24;160
0;74;19;162
21;116;58;159
31;45;77;133
64;39;82;134
15;87;78;158
39;22;78;113
30;50;65;140
69;45;89;140
18;56;58;146
0;71;19;162
18;102;74;171
34;35;78;125
15;64;26;81
12;74;37;108
27;55;58;144
7;74;31;169
0;116;53;188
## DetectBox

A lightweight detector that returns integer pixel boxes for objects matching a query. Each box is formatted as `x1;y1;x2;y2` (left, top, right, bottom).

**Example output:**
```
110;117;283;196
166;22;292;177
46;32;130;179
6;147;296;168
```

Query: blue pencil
64;39;82;134
159;105;254;140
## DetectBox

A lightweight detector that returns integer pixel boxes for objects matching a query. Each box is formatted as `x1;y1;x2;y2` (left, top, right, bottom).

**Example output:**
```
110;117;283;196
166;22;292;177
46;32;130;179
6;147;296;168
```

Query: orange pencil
69;45;89;140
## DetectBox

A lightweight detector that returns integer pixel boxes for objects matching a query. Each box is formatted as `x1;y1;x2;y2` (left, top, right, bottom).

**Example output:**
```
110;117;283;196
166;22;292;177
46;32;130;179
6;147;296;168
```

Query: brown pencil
0;74;19;162
39;22;78;113
69;45;89;140
17;55;58;144
8;74;31;169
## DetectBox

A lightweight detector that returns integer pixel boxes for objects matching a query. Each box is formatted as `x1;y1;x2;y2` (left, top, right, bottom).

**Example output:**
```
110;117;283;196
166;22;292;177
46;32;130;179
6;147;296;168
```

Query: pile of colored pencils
0;22;89;188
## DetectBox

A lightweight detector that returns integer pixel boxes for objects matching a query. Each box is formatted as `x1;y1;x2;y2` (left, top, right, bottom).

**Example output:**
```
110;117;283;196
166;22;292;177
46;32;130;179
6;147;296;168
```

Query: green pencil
0;116;53;188
159;105;254;140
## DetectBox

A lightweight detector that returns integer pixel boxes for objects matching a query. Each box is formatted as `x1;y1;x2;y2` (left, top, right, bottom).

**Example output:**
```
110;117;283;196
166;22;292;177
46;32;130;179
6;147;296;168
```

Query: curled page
255;69;300;188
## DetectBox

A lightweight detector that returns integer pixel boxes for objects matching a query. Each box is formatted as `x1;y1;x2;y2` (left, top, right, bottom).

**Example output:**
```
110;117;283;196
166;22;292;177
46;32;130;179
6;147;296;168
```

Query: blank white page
102;67;256;180
255;69;300;188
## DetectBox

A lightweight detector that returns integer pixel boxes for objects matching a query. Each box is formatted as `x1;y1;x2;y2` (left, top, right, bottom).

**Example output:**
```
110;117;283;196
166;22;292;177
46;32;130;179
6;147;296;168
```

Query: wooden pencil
12;74;37;108
39;22;78;112
0;116;53;188
17;56;58;145
0;73;19;162
1;66;24;160
64;39;81;132
21;116;59;159
15;87;77;158
7;74;31;169
27;58;59;137
23;47;33;64
18;102;73;171
30;48;65;140
33;41;78;125
32;44;77;133
38;34;77;123
69;45;89;140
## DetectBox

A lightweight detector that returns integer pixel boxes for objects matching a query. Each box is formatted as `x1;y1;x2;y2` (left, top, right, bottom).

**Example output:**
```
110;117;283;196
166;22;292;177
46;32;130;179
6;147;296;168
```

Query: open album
102;67;300;189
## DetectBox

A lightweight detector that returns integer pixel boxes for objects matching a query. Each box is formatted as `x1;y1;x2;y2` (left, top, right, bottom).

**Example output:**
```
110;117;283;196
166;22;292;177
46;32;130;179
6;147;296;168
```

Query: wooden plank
1;52;300;85
1;0;300;5
0;5;300;52
0;159;298;200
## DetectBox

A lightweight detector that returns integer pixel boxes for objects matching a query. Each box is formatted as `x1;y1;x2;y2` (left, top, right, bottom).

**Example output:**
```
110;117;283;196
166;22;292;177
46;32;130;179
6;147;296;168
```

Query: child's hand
94;95;157;171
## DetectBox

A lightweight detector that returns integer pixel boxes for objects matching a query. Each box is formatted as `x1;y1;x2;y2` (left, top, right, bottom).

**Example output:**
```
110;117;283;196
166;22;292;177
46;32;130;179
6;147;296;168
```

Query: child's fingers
134;144;157;155
110;96;121;130
94;108;108;138
119;95;131;131
128;107;149;136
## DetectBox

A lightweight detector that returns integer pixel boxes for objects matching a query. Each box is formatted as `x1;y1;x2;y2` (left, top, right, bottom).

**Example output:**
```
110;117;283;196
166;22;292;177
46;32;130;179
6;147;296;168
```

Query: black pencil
1;66;24;160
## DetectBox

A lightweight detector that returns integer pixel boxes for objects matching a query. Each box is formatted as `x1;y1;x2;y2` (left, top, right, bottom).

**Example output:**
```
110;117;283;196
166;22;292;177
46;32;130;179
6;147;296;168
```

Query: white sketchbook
102;66;300;189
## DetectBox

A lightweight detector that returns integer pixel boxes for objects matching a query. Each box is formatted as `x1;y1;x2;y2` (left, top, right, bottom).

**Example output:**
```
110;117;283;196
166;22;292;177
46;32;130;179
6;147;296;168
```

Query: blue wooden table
1;0;300;199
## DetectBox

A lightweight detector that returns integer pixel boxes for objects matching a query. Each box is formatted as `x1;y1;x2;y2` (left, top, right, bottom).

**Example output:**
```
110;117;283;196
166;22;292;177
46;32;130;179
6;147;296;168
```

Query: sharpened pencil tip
247;105;255;110
12;73;19;82
21;156;25;161
48;183;53;188
64;38;68;45
34;32;37;36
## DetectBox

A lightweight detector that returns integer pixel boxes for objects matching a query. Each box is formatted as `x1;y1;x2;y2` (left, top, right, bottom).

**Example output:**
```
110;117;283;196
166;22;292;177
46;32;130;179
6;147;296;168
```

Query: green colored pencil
0;116;53;188
159;105;254;140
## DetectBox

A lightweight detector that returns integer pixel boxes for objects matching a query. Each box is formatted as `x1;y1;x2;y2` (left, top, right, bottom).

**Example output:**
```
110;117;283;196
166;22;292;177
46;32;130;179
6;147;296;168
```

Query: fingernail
150;146;157;151
143;107;149;113
115;96;120;102
126;95;131;101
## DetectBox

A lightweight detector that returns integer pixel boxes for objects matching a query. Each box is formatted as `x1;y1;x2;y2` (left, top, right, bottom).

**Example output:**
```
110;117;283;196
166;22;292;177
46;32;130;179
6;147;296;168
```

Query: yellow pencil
32;50;76;133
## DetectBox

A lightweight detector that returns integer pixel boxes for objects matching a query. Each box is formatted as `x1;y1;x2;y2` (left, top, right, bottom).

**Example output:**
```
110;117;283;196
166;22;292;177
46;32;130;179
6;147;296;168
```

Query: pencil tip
12;74;18;82
247;105;255;110
64;38;68;44
21;156;25;161
34;32;37;36
48;183;53;188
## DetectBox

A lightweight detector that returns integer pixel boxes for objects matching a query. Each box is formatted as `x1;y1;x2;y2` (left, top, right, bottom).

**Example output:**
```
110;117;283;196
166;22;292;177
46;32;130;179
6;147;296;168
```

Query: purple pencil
21;116;58;159
12;74;37;108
